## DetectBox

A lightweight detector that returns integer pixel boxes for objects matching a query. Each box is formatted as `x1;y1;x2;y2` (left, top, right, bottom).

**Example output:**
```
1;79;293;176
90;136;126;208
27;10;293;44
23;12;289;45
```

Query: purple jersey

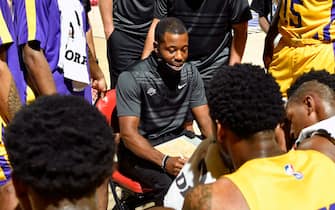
13;0;92;101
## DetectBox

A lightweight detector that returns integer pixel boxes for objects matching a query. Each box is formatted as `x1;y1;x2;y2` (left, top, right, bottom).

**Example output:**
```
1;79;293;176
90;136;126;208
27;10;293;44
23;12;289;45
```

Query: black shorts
106;30;145;88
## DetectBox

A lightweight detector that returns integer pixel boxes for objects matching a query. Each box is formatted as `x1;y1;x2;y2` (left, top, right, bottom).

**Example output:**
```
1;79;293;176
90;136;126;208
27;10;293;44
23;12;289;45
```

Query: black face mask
155;53;182;90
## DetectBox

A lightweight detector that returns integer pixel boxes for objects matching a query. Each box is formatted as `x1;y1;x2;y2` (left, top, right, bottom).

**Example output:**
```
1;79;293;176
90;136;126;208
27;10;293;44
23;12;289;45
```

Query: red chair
95;89;154;210
95;89;116;127
90;0;98;6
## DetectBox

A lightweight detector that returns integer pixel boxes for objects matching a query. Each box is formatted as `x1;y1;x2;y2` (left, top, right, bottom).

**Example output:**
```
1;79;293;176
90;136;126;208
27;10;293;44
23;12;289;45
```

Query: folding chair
95;89;155;210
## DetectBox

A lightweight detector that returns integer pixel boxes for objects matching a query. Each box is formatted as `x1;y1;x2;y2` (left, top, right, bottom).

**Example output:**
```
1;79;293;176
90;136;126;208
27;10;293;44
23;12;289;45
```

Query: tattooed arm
183;184;213;210
7;77;21;121
0;46;21;123
182;177;250;210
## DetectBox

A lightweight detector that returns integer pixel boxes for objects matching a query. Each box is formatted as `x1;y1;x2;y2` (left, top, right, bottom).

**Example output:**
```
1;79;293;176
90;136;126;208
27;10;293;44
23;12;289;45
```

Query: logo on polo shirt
147;87;157;96
178;83;187;90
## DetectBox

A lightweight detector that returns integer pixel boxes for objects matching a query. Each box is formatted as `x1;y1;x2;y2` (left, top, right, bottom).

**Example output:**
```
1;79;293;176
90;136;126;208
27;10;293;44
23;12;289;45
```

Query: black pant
118;143;174;205
106;30;145;89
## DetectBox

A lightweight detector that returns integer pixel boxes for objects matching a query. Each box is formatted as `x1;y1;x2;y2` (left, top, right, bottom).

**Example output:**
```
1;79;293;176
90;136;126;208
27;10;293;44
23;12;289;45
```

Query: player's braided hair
207;64;284;138
5;95;115;199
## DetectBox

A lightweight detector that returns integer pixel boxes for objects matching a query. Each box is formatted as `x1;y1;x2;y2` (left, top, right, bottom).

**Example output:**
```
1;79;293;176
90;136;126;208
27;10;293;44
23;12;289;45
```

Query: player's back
225;150;335;210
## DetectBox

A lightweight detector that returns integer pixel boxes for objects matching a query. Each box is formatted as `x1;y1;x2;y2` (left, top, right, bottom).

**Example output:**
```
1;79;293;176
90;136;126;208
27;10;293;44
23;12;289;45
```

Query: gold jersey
269;0;335;97
225;150;335;210
278;0;335;42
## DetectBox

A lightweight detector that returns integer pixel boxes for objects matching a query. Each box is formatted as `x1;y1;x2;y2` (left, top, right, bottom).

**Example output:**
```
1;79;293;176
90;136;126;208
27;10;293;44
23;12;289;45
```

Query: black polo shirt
116;54;207;145
113;0;154;37
154;0;252;61
251;0;273;19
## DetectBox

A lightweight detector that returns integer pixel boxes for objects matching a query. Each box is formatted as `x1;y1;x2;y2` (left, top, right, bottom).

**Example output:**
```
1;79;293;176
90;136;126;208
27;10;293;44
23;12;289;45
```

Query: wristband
161;155;169;170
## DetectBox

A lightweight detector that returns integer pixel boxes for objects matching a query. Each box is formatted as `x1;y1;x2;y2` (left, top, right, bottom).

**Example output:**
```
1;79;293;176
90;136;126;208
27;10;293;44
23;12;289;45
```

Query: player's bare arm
229;21;248;65
22;41;57;95
88;47;107;95
0;47;21;122
263;0;282;69
182;184;213;210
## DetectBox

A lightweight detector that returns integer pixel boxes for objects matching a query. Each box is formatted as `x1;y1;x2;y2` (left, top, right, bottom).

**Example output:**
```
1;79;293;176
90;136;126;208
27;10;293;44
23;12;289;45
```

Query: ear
216;121;225;144
153;41;159;54
275;124;287;152
303;95;316;116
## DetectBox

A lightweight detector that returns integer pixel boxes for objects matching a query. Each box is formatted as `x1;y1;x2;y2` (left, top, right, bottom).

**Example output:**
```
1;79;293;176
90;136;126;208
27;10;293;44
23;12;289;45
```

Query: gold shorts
269;38;335;97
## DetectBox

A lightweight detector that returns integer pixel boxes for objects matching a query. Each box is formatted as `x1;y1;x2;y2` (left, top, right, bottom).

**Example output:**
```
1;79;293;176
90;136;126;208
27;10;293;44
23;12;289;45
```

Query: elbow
22;47;40;71
119;130;133;148
23;54;36;71
0;59;7;72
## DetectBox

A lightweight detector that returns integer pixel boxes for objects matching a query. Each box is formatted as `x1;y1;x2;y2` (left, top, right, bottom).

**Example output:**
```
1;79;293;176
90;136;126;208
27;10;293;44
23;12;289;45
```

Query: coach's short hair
207;64;284;138
5;95;115;199
155;17;188;43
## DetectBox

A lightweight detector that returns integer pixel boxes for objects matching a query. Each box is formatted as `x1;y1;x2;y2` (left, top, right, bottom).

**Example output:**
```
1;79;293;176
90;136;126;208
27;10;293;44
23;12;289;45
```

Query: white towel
295;116;335;145
164;138;230;210
57;0;89;91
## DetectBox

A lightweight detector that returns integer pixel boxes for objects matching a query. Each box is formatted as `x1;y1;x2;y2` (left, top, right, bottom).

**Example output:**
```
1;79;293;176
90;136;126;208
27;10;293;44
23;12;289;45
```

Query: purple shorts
53;69;92;103
0;154;11;186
